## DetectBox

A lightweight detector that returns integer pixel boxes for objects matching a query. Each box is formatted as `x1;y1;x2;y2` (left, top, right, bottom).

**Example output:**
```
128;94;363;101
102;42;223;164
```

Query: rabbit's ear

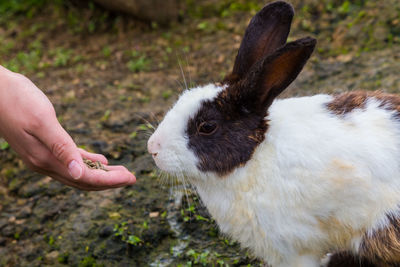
240;37;316;113
229;1;294;82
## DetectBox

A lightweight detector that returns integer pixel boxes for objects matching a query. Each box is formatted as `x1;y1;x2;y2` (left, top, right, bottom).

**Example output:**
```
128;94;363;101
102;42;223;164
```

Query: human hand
0;66;136;190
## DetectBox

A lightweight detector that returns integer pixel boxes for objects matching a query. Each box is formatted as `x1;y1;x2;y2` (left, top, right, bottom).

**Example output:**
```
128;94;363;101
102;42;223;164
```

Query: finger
33;160;126;191
78;148;108;165
103;165;130;171
51;175;122;191
28;118;84;180
80;167;136;187
43;157;135;190
14;131;132;191
45;171;98;191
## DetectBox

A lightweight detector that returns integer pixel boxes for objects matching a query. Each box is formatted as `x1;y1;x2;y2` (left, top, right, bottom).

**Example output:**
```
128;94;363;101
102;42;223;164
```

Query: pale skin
0;65;136;190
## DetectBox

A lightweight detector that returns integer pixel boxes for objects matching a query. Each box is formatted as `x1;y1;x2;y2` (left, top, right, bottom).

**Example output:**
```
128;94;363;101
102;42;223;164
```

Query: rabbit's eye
198;121;218;135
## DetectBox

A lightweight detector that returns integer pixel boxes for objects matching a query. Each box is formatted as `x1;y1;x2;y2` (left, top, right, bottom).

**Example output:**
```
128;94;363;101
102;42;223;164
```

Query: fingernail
68;160;83;179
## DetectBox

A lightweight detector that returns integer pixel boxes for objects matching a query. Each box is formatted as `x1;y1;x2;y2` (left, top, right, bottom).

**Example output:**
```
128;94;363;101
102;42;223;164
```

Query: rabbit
147;1;400;266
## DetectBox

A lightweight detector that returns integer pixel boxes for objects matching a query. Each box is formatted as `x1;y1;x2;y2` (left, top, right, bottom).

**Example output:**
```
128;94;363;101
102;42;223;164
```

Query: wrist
0;65;25;120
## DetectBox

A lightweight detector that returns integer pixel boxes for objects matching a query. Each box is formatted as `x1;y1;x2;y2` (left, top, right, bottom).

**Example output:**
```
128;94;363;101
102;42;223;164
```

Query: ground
0;0;399;266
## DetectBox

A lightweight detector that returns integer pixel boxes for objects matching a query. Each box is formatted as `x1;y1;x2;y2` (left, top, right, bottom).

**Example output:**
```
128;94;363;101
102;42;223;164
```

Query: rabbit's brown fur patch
329;215;400;266
326;91;400;116
327;251;377;267
317;216;362;250
359;215;400;266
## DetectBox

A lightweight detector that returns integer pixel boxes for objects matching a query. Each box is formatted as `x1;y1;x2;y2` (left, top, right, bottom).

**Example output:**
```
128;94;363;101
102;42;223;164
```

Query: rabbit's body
148;2;400;266
194;92;400;266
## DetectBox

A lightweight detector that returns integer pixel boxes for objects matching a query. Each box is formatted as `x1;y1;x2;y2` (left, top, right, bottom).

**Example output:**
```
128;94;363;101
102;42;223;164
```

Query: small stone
108;212;121;220
337;54;353;63
149;212;159;218
45;250;59;261
0;219;7;229
99;225;114;238
98;198;113;208
72;220;91;237
65;90;76;100
16;199;27;205
15;219;26;225
16;206;32;219
1;225;15;237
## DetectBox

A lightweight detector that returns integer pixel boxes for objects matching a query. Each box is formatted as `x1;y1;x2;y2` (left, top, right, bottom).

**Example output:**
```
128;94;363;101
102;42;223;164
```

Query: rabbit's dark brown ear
241;37;316;113
228;1;294;82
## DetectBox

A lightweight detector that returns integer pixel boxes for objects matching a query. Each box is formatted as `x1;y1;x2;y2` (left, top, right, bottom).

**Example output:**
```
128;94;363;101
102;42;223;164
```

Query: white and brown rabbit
148;1;400;266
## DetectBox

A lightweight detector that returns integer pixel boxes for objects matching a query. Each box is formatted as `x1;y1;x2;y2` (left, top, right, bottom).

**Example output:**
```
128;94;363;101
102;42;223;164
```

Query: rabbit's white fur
149;84;400;266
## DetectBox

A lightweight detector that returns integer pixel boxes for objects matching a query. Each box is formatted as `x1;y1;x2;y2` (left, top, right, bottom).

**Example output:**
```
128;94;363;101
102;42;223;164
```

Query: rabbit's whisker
177;56;188;91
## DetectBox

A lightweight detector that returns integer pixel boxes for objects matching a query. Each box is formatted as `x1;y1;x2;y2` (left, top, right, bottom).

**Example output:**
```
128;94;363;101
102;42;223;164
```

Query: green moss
48;235;55;246
58;252;69;264
126;235;142;246
127;51;151;73
338;1;351;15
3;50;42;73
0;0;55;21
14;232;20;240
52;48;73;67
162;90;173;100
78;256;100;267
0;140;9;150
102;46;111;58
8;177;19;190
100;110;111;122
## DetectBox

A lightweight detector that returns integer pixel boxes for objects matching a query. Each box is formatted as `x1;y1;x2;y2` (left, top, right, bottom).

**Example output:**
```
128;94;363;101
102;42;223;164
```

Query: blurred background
0;0;399;266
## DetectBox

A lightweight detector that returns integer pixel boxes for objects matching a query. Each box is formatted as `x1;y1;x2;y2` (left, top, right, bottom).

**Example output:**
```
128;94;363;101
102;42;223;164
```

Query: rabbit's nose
147;135;161;157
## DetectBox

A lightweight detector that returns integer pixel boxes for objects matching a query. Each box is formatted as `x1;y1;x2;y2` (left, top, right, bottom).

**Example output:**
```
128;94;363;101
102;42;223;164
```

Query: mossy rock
91;0;182;24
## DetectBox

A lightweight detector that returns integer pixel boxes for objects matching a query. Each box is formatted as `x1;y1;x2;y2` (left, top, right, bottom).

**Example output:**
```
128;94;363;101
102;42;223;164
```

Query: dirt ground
0;0;399;266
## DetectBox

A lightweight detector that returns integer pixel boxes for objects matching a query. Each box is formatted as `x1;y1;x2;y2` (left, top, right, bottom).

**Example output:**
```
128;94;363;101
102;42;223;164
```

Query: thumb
31;118;84;179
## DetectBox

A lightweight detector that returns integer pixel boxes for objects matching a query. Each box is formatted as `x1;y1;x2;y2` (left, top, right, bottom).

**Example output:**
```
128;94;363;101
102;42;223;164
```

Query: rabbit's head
148;1;316;179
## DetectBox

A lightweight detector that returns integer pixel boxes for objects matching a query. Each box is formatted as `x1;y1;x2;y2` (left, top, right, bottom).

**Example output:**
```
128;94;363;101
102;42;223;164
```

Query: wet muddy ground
0;0;399;266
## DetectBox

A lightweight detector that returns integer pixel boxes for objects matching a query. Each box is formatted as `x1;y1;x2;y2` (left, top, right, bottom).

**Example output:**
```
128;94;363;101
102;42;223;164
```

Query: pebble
149;212;159;218
16;206;32;219
1;225;16;237
99;225;114;238
45;250;59;261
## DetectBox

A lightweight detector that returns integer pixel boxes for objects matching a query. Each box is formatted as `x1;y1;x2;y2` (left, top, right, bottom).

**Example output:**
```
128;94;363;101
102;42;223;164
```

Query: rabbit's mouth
148;144;195;176
149;151;172;173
